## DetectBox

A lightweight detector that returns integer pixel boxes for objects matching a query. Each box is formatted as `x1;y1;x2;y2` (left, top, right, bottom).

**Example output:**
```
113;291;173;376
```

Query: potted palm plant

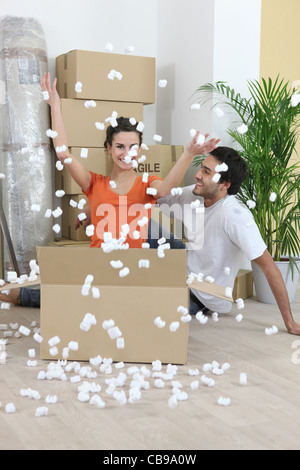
193;76;300;303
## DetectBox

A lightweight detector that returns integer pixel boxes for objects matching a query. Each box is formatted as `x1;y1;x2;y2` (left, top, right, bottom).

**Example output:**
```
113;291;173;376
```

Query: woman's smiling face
107;132;141;170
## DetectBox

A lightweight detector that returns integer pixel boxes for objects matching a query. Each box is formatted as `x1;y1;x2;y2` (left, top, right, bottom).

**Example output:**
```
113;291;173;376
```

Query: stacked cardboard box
232;269;253;301
55;49;154;242
54;49;185;245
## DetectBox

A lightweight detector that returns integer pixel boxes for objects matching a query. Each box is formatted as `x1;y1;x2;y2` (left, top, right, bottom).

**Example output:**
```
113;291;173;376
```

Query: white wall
212;0;262;148
0;0;159;141
156;0;215;185
156;0;262;185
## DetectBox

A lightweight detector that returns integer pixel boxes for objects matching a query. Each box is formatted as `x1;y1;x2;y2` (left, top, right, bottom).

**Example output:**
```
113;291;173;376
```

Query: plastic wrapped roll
0;16;54;274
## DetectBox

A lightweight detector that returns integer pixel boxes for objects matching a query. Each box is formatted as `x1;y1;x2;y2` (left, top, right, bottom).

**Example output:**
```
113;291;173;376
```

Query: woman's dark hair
210;146;248;195
104;116;143;149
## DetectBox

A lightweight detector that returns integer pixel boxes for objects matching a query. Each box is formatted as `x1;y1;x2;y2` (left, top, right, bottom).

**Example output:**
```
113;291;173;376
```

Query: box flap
37;247;186;288
0;277;40;291
189;277;234;302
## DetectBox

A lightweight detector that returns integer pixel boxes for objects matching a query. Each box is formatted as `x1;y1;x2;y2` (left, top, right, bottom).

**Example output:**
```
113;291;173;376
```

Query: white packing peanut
240;373;248;385
33;333;43;343
95;122;105;130
138;259;150;269
215;162;228;172
212;173;221;183
214;107;224;118
218;397;231;407
158;79;168;88
235;314;243;323
46;129;58;139
116;337;125;349
136;121;144;132
237;123;248;135
19;325;30;336
86;225;95;237
225;287;233;298
102;319;115;330
80;148;88;158
68;341;79;351
197;134;205;145
75;81;82;93
52;224;61;234
170;321;180;332
119;267;129;278
154;316;166;329
49;346;58;356
107;326;122;340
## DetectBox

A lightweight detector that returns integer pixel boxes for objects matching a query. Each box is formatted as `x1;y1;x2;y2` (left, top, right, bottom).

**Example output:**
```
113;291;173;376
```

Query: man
158;146;300;335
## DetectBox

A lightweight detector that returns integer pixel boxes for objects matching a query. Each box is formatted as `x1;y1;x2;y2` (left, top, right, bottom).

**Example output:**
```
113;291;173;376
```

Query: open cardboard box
37;247;190;364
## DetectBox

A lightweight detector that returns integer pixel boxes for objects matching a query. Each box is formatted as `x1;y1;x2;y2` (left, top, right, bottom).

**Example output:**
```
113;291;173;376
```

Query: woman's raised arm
41;72;91;192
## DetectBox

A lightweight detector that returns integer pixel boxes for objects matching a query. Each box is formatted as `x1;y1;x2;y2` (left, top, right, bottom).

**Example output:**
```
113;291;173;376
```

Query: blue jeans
189;291;208;315
20;222;188;308
20;287;40;308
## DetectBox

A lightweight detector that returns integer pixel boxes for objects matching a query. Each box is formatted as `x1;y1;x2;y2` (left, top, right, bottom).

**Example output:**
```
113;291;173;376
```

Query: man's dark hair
210;146;248;195
104;116;143;149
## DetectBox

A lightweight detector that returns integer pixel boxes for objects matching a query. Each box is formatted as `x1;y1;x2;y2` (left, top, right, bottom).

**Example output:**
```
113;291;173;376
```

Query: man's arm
253;249;300;335
150;133;220;199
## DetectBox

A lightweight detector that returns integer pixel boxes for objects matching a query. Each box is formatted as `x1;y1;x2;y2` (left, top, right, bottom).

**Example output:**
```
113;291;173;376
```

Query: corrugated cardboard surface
61;99;143;148
232;269;253;301
55;148;114;194
48;239;90;248
189;278;234;303
134;145;184;180
61;195;89;242
37;247;189;364
56;50;156;104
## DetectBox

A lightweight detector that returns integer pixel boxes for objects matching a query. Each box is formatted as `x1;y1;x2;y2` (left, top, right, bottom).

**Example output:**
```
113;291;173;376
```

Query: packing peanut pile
0;254;279;418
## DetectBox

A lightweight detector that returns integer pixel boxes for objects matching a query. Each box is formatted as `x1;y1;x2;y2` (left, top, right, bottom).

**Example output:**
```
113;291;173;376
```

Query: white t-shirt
158;186;267;313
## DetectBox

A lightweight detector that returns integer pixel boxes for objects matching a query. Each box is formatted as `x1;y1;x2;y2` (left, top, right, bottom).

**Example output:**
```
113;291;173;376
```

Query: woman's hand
41;72;61;110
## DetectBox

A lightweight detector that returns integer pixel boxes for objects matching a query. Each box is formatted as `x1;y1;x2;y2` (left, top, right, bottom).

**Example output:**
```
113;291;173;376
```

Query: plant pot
251;259;300;304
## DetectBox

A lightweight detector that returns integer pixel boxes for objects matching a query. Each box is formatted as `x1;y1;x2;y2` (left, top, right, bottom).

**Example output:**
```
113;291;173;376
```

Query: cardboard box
134;145;184;180
37;247;189;364
48;239;90;248
61;195;90;242
56;50;156;104
61;98;143;148
55;148;114;194
232;269;253;301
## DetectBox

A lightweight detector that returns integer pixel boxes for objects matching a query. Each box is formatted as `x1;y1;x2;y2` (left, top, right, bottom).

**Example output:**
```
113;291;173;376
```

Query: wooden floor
1;286;300;451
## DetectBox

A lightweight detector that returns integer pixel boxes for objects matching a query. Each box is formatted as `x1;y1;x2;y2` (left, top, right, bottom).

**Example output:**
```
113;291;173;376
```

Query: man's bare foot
0;288;21;306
